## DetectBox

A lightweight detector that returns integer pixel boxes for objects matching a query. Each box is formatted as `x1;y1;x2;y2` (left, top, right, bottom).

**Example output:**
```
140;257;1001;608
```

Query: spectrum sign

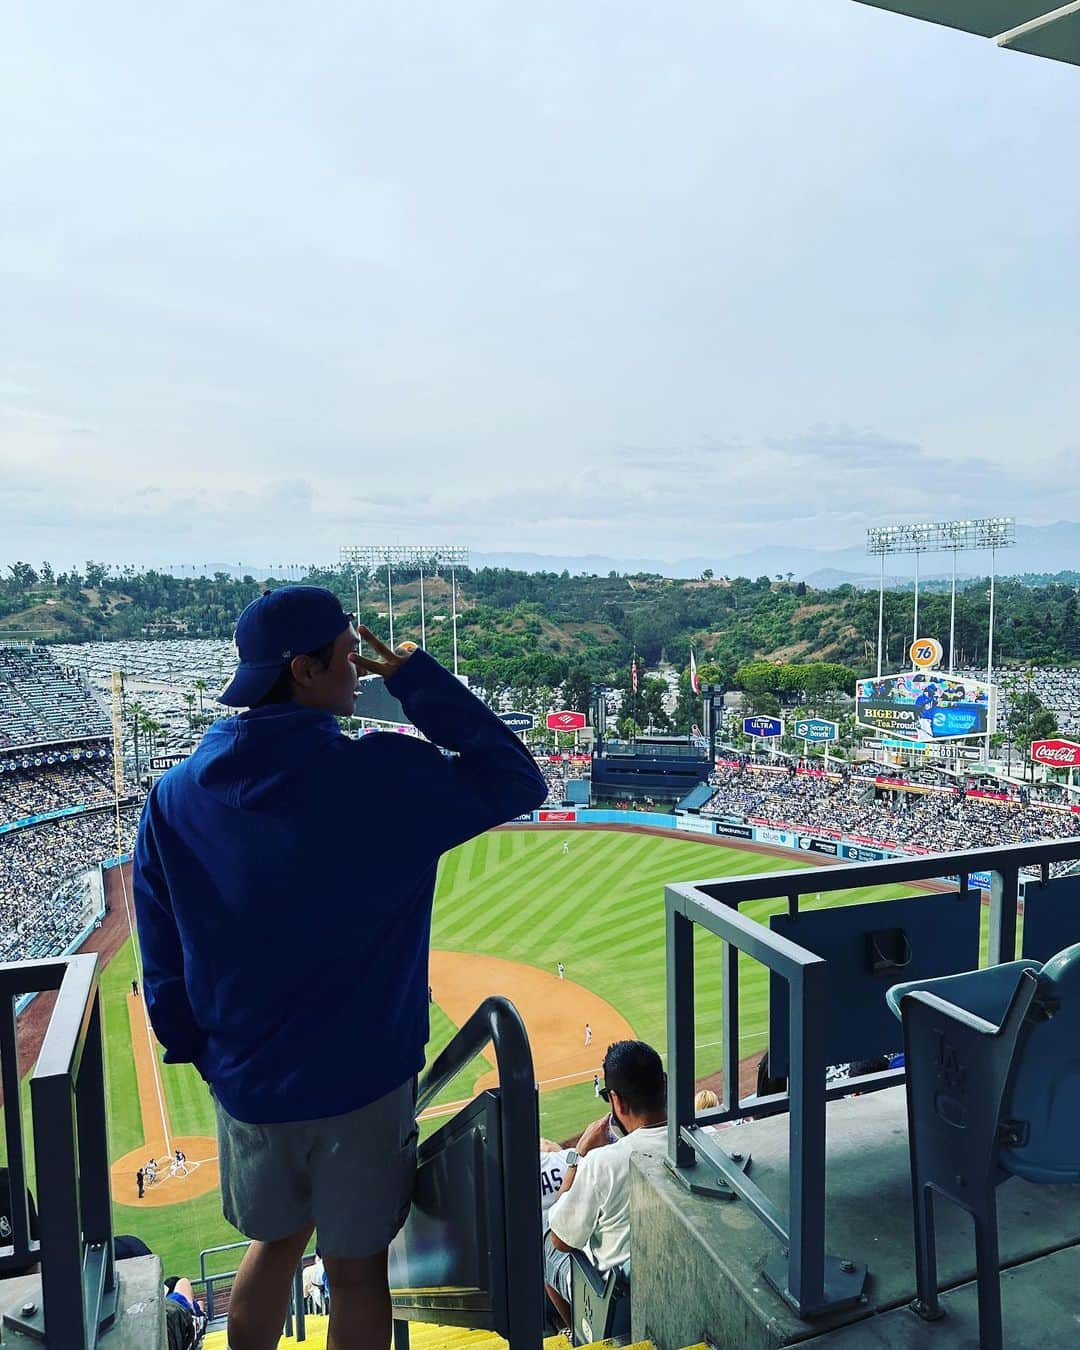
546;710;587;731
1031;739;1080;768
500;711;535;732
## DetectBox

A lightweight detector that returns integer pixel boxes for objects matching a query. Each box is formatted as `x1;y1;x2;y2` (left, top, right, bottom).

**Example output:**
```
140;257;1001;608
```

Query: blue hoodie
133;651;547;1124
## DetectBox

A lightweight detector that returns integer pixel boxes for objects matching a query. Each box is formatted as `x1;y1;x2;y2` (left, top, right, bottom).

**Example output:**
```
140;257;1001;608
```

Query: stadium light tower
866;518;1015;678
339;546;470;671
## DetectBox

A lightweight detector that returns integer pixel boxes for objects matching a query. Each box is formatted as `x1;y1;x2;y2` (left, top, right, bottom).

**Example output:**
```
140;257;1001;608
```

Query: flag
690;647;700;694
631;659;638;694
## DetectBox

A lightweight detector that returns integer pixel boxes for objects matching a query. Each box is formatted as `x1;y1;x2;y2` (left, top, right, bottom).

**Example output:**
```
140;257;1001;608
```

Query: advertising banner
743;715;783;739
798;835;839;856
713;822;754;840
538;808;577;822
841;843;888;862
794;717;838;743
150;753;188;771
676;816;716;835
855;672;995;741
1031;739;1080;768
499;711;535;732
546;711;587;732
755;826;795;848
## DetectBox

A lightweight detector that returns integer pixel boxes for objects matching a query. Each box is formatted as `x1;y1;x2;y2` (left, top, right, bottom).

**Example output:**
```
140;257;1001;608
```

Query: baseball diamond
1;823;927;1279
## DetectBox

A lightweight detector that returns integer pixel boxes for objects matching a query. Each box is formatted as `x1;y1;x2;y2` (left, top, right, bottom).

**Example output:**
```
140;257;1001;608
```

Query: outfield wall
515;807;992;889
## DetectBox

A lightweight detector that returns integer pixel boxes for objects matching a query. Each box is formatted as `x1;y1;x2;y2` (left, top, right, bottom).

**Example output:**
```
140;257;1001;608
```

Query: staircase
201;1324;708;1350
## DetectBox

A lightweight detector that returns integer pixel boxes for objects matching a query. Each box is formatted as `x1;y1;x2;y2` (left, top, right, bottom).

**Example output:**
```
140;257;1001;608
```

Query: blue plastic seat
887;943;1080;1349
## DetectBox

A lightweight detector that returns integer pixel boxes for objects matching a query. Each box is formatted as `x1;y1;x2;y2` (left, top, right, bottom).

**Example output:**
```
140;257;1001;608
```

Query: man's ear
290;654;315;688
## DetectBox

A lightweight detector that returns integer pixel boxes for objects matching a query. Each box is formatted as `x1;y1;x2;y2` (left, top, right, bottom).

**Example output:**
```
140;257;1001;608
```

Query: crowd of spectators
0;645;110;748
539;754;591;806
0;808;139;963
0;757;118;825
702;758;1080;862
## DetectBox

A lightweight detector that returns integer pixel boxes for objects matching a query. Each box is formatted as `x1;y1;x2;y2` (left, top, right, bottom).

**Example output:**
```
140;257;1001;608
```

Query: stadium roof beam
867;517;1015;686
339;545;470;671
854;1;1080;67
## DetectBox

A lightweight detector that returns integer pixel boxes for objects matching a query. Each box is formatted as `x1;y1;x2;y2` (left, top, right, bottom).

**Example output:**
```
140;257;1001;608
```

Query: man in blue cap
133;586;547;1350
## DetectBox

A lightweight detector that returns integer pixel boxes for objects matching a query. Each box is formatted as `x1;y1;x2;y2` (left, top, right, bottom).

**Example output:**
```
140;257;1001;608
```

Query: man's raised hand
352;625;416;680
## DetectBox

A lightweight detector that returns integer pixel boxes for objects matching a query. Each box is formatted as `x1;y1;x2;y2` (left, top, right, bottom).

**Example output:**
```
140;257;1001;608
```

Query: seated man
543;1041;668;1327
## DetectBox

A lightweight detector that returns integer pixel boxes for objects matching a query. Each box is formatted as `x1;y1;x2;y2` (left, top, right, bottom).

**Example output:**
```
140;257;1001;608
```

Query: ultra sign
743;716;783;738
794;717;837;743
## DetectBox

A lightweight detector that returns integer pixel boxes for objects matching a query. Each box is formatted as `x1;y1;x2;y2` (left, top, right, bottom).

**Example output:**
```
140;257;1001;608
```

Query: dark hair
253;639;336;706
602;1040;665;1115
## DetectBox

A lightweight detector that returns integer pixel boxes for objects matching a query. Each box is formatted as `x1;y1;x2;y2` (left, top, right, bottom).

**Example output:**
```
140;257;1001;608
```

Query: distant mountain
144;521;1080;585
476;521;1080;584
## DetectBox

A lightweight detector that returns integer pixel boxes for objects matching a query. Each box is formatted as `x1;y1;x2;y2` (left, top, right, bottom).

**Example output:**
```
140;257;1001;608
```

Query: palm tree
127;699;146;783
182;691;196;733
193;677;208;713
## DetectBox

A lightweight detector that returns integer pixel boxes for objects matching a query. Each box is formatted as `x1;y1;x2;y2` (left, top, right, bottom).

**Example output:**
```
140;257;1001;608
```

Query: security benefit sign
794;717;837;743
855;672;996;742
743;715;783;739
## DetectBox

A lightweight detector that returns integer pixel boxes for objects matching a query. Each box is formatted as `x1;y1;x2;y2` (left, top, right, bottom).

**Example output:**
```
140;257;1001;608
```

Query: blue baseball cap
218;587;351;707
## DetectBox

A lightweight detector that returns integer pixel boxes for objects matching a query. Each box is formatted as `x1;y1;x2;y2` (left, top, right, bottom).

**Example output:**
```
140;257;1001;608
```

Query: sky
2;0;1080;571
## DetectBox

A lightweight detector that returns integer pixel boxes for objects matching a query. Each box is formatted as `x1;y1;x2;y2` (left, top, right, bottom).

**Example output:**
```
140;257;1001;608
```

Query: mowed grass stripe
443;845;566;950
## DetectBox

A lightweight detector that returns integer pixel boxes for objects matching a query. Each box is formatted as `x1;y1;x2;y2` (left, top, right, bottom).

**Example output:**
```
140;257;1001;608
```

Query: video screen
855;672;995;741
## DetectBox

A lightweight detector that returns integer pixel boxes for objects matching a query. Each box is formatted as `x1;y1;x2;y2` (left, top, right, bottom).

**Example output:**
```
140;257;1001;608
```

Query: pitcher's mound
429;950;634;1093
111;1135;219;1206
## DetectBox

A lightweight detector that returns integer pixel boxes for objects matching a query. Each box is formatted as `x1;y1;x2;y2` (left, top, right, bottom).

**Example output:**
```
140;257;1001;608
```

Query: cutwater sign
499;711;535;732
794;717;837;743
743;716;783;738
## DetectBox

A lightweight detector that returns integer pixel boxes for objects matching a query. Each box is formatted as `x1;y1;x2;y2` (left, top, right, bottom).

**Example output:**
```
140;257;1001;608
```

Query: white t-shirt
539;1149;574;1212
547;1125;667;1273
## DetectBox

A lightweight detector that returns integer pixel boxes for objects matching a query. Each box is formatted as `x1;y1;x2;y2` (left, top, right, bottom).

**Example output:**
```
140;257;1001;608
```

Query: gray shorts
543;1228;572;1301
213;1079;418;1259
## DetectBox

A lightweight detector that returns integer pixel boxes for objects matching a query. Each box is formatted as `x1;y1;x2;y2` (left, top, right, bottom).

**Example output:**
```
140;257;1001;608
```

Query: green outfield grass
6;826;939;1278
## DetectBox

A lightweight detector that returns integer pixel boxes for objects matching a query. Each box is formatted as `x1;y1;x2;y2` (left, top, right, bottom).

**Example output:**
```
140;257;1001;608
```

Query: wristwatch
565;1149;580;1168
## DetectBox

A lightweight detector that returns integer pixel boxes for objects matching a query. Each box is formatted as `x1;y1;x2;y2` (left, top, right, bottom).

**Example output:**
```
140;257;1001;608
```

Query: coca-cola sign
1031;739;1080;767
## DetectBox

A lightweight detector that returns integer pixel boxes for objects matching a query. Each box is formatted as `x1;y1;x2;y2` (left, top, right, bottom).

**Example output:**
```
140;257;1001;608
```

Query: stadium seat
569;1250;630;1346
887;944;1080;1350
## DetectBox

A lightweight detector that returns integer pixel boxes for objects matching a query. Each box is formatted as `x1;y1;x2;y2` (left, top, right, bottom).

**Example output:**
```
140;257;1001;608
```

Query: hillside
2;563;1080;702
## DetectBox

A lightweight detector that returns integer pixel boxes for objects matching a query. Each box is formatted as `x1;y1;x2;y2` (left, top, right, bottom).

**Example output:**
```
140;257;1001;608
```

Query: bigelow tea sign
1031;739;1080;768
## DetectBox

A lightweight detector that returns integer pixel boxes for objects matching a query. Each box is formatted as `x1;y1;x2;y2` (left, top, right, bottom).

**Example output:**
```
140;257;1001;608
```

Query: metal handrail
0;954;115;1347
665;837;1080;1320
398;995;542;1350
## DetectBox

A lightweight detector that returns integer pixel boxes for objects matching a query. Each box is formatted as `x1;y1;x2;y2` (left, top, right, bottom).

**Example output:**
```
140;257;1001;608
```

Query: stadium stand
0;809;138;962
0;754;116;825
702;758;1080;863
0;645;110;747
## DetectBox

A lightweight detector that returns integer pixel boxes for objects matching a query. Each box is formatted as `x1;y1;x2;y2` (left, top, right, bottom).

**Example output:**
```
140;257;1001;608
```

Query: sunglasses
598;1085;612;1103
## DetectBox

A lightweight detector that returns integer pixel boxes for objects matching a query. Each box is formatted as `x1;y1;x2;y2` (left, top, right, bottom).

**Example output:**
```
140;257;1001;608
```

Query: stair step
201;1316;710;1350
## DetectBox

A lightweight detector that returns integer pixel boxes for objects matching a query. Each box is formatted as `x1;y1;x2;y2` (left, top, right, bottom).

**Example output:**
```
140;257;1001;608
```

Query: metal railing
196;1239;316;1339
0;954;115;1348
391;995;542;1350
665;836;1080;1320
193;996;540;1350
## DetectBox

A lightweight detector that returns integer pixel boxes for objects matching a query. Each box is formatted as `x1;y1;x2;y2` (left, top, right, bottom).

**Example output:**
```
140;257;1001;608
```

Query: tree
1005;677;1058;778
701;568;713;580
193;677;209;713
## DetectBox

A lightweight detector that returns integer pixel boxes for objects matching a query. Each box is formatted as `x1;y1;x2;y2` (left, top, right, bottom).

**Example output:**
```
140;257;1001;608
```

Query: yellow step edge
203;1320;707;1350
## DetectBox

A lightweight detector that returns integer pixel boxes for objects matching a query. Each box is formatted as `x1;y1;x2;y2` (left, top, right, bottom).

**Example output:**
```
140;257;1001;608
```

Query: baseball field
4;825;929;1280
